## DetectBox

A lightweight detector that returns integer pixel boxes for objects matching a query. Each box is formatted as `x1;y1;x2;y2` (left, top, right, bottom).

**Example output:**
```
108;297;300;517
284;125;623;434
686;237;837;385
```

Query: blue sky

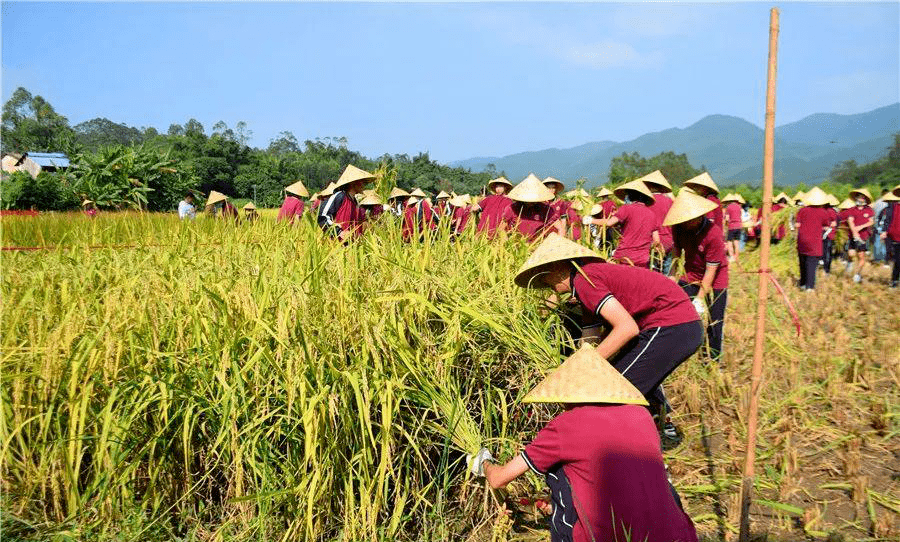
2;2;898;163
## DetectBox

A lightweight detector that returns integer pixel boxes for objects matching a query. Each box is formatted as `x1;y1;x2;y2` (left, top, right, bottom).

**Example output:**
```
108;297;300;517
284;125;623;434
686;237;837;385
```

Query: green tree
608;150;703;186
1;87;76;154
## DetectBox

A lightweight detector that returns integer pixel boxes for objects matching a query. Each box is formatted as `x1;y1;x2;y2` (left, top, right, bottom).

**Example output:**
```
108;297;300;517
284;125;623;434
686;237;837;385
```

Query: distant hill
449;103;899;187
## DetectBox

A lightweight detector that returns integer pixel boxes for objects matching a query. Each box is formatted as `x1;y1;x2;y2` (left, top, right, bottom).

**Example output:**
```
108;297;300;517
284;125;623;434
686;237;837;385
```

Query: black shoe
659;421;683;451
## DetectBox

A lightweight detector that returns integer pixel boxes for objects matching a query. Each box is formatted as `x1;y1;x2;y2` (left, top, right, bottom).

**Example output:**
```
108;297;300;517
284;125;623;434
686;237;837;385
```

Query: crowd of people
174;165;899;542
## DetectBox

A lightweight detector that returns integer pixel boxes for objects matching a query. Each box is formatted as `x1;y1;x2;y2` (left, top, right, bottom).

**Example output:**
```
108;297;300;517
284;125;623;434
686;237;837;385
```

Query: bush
0;170;79;211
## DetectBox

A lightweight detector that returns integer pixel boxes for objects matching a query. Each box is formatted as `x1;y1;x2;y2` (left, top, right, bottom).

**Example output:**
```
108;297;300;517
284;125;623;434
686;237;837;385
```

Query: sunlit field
2;211;898;541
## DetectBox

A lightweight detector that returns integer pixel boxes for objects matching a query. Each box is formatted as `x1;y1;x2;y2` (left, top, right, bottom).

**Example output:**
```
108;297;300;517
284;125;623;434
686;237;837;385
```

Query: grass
1;210;898;541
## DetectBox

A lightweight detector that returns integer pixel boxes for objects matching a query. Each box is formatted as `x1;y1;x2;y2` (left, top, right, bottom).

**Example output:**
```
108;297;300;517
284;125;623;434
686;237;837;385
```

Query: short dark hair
186;193;194;199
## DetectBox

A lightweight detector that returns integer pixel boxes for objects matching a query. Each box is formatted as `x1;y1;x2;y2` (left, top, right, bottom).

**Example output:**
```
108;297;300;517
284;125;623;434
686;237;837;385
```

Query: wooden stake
739;8;779;542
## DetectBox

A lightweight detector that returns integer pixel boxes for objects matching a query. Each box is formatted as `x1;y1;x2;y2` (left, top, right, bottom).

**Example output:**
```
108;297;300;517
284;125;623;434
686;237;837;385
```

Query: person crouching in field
277;180;309;223
448;194;473;236
583;179;659;268
845;188;875;284
206;191;239;221
515;234;702;448
880;185;900;288
387;187;410;217
467;344;698;542
242;202;258;223
317;166;374;242
499;174;565;242
795;187;836;291
666;190;729;363
722;193;744;263
82;199;98;218
474;176;513;237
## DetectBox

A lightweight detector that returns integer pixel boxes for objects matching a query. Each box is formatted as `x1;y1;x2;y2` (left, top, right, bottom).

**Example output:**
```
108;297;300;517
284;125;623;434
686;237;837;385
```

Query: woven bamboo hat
683;172;719;195
804;186;830;206
880;191;900;202
488;176;513;189
838;198;854;210
613;179;654;202
333;165;376;190
436;190;451;200
596;187;613;198
849;188;873;204
571;200;584;212
81;199;94;206
243;202;257;211
588;203;604;216
206;190;228;207
388;187;410;200
637;170;672;193
663;190;719;226
285;180;309;198
448;195;468;207
320;182;336;197
543;177;565;191
509;173;556;203
774;192;791;204
792;190;806;204
514;233;605;288
409;188;427;198
522;344;649;405
360;193;382;206
826;194;841;206
720;193;736;204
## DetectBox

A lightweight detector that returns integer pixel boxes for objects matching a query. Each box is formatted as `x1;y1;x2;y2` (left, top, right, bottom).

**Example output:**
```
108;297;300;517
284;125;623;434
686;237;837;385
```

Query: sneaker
659;421;683;451
853;274;862;283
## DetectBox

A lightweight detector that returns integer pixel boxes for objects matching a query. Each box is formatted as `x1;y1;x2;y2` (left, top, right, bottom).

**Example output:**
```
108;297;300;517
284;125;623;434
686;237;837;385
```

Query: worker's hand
881;232;888;240
535;499;553;516
692;296;707;317
338;230;352;242
466;448;494;477
582;215;594;226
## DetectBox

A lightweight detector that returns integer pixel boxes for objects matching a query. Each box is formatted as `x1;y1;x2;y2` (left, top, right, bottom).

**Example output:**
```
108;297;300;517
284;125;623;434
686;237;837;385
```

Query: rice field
1;211;898;541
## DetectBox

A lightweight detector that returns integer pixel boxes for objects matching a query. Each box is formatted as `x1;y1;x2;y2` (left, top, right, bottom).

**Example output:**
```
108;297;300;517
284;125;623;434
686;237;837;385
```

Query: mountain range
450;103;899;187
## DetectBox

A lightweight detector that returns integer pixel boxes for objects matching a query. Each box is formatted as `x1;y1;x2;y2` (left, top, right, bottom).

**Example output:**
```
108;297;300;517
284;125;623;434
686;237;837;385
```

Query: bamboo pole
739;8;779;542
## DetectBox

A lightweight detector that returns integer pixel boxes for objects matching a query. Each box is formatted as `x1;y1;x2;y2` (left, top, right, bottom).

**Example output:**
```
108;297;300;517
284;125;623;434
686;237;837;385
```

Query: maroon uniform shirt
452;206;472;233
572;262;698;330
650;193;674;250
845;205;874;240
673;219;729;290
277;195;305;223
705;195;724;229
796;206;833;257
826;207;839;240
402;200;437;241
476;194;513;236
725;202;742;231
522;405;698;542
759;203;788;239
611;203;657;267
600;199;617;218
318;190;365;238
552;199;582;241
888;202;900;242
501;202;560;242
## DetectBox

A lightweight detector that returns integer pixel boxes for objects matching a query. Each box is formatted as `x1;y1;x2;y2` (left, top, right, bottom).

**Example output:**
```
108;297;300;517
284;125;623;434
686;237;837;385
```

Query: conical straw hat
334;164;376;190
81;199;94;206
838;198;854;210
436;190;451;199
588;203;604;216
509;173;555;203
663;190;719;226
636;170;672;193
285;180;309;198
409;188;427;198
683;172;719;195
596;186;613;198
792;190;806;203
734;193;746;204
243;202;257;210
360;193;382;206
514;233;605;288
613;179;653;202
543;177;565;190
720;193;736;204
406;196;421;207
827;194;841;206
774;192;791;204
571;200;584;212
849;188;873;204
488;176;512;188
522;344;649;405
310;192;319;200
388;187;410;200
206;190;228;207
320;182;336;197
803;186;830;206
448;195;468;207
880;191;900;202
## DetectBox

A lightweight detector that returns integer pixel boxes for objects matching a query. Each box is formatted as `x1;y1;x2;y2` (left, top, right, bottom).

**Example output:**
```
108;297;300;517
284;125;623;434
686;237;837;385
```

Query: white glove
692;297;706;316
466;448;494;477
582;215;593;226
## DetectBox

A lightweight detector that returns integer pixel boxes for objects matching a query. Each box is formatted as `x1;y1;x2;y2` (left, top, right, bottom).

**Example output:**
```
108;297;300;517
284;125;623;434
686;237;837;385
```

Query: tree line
2;87;897;211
